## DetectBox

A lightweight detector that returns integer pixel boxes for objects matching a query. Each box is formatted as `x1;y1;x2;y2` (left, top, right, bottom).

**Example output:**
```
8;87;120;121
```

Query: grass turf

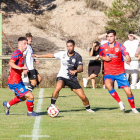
0;88;140;140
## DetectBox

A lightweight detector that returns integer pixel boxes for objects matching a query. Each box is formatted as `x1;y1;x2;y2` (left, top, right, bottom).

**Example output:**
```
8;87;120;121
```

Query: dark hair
94;41;100;47
18;37;28;42
107;29;116;36
25;33;32;37
66;40;75;46
129;31;134;34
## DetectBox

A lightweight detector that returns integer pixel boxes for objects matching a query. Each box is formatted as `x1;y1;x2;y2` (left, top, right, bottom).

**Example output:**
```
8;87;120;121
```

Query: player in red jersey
99;30;139;113
3;37;38;116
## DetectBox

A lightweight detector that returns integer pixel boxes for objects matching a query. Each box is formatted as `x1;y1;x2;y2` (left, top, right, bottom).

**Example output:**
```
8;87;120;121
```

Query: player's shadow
93;107;119;112
35;96;67;99
124;108;140;113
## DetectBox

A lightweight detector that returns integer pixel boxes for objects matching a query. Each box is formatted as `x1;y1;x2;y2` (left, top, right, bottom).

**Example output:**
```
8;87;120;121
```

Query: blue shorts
8;81;29;98
104;73;130;88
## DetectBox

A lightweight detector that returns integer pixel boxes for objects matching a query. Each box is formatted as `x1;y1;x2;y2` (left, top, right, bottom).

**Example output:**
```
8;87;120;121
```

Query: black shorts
28;69;39;80
88;63;101;76
56;77;81;90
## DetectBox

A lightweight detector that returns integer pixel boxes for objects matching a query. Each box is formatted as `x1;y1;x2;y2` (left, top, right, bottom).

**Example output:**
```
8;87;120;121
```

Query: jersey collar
108;42;116;48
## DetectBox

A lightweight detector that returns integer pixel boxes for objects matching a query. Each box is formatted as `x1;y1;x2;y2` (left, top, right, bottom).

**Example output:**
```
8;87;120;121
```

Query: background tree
104;0;140;41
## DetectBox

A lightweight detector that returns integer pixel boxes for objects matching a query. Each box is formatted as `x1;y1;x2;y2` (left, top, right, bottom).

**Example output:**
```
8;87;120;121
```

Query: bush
104;0;140;41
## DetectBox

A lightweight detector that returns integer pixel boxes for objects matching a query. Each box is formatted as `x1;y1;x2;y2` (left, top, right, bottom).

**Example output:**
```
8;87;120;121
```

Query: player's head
66;40;75;54
93;41;100;51
25;33;32;45
106;30;116;44
128;31;134;41
18;37;28;52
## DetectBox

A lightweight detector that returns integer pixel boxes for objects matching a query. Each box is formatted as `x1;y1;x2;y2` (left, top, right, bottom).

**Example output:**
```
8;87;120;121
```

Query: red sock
9;96;22;106
26;100;34;112
109;88;121;103
127;95;135;109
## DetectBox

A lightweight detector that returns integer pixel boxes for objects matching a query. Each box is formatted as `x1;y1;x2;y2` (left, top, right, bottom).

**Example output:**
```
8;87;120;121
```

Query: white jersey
124;40;139;70
101;39;108;45
23;44;34;70
54;51;83;80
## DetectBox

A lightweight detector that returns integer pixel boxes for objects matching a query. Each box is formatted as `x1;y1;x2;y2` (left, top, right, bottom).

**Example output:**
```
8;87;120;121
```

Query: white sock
28;111;32;113
7;102;10;108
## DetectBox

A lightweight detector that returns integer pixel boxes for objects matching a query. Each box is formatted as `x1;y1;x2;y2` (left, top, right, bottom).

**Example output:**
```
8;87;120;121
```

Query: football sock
85;105;90;110
51;98;57;105
108;88;121;103
127;95;135;109
27;84;35;92
26;100;34;112
8;96;22;106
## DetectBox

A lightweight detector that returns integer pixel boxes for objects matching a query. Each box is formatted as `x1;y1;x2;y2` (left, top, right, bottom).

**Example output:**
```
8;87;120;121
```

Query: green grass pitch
0;88;140;140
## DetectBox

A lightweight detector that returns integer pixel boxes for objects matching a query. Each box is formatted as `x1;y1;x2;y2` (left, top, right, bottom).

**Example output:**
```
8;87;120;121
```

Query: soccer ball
47;105;59;117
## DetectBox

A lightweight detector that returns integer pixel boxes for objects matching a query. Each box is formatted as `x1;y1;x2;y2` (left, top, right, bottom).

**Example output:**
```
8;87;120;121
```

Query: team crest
72;58;76;63
20;88;24;92
115;48;119;52
105;49;108;51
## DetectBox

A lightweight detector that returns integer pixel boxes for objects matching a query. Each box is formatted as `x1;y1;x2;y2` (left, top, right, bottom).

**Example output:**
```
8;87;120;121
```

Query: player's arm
98;33;107;42
69;65;83;75
9;60;27;70
32;53;55;58
130;34;140;43
125;54;131;65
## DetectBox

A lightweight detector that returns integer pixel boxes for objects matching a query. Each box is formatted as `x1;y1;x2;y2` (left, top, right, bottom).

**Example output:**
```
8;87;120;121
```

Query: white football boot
87;109;95;113
132;108;139;114
118;101;125;111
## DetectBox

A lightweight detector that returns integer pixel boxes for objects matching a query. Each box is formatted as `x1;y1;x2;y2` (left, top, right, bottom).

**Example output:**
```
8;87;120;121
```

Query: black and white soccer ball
47;105;59;117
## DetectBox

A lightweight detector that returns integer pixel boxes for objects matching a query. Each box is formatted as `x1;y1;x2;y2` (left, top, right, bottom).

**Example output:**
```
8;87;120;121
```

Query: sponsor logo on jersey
33;75;36;78
106;54;118;58
115;48;119;52
72;58;76;64
20;88;24;92
63;54;66;59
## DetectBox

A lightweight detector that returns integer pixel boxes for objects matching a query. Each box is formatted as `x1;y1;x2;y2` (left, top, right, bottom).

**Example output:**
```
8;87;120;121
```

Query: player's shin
26;100;34;112
108;88;121;103
8;96;22;107
127;95;135;109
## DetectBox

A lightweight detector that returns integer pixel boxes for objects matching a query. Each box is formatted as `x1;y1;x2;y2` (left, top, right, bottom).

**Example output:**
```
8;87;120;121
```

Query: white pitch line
31;88;50;140
19;88;50;139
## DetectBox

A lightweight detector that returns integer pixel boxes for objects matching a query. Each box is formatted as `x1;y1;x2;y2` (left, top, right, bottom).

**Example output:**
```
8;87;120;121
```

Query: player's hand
69;70;77;75
92;43;97;48
35;60;40;65
32;54;38;58
21;66;28;70
24;69;29;75
95;57;98;60
104;56;111;61
125;60;130;65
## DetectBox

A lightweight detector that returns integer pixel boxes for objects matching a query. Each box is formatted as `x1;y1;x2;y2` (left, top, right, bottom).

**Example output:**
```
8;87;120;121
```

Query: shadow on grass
92;107;119;112
35;96;67;99
125;108;140;113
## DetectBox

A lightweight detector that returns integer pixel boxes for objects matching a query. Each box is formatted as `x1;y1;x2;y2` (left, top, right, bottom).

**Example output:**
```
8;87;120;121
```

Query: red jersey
8;49;24;84
99;42;129;75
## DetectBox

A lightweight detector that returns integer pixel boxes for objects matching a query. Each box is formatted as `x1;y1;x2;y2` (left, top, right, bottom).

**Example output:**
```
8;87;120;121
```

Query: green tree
104;0;140;41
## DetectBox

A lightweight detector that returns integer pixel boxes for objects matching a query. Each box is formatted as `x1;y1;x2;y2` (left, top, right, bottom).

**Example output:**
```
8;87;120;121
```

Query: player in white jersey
33;40;94;112
124;31;140;89
24;33;42;92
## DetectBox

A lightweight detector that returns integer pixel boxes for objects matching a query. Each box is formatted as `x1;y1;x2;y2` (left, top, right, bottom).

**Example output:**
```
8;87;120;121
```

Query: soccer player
99;29;139;113
23;33;42;92
3;37;38;116
33;40;94;112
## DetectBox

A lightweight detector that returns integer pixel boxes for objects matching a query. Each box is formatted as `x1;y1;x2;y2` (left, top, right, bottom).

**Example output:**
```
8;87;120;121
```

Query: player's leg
73;88;94;112
91;78;95;89
131;69;138;89
36;73;42;86
123;87;139;113
27;69;37;92
51;78;65;105
105;75;124;111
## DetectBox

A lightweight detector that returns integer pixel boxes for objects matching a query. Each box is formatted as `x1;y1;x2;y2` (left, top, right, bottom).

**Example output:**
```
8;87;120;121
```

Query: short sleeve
121;44;129;56
99;46;104;56
54;51;63;59
11;51;22;62
76;55;83;66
